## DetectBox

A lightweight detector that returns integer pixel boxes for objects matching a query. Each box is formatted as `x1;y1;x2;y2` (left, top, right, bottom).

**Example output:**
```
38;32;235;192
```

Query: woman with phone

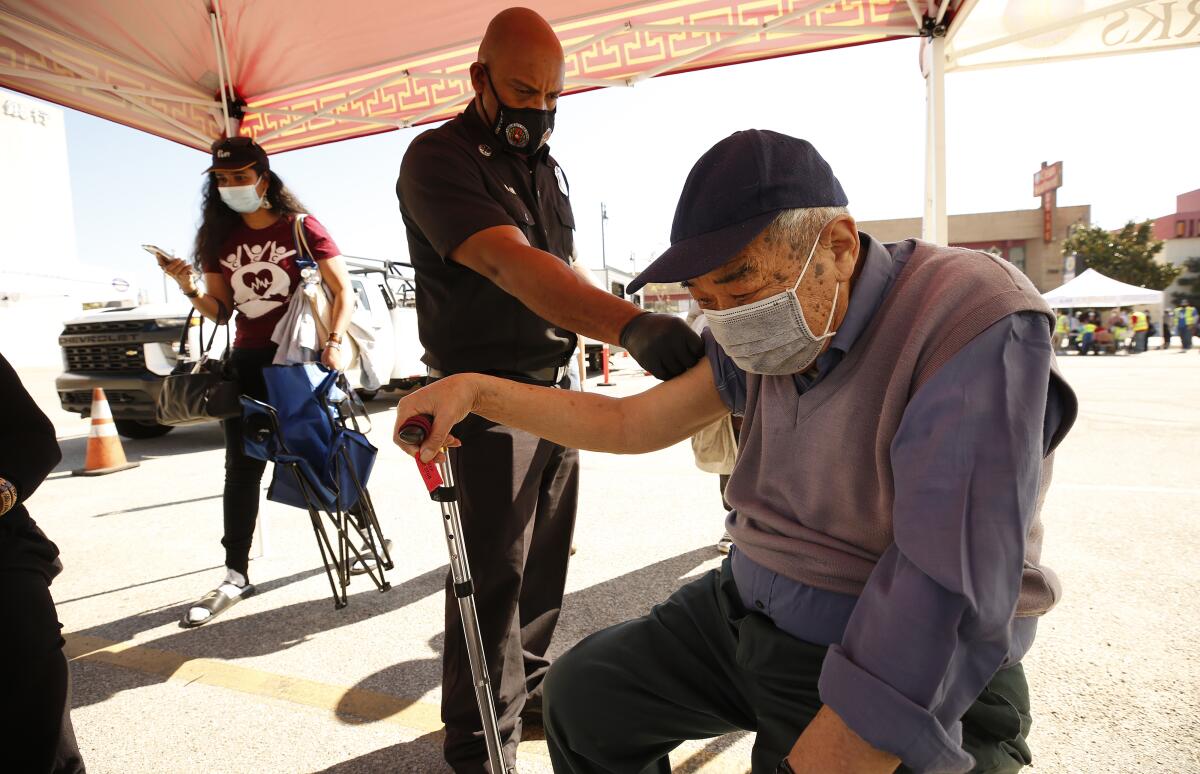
156;137;356;626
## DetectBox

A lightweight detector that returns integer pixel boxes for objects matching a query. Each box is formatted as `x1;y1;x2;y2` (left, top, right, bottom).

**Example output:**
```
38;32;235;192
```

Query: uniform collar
826;232;896;357
462;100;553;165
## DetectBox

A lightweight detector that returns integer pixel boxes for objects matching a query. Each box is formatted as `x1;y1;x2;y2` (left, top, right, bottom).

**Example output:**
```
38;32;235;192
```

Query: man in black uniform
396;7;703;772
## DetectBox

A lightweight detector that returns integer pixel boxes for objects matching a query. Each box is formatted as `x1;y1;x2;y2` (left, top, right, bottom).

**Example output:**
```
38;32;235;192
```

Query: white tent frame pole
402;93;474;128
0;66;218;107
0;8;206;97
565;76;634;88
948;0;1148;62
903;0;924;28
922;34;948;244
4;27;213;145
945;0;981;41
249;105;402;128
212;0;240;134
255;70;414;142
563;21;631;56
936;0;952;24
950;40;1200;73
631;21;920;36
631;1;829;84
209;13;232;137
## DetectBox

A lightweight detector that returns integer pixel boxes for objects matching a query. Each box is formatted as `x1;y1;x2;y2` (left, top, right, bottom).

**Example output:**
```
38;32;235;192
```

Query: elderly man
396;7;702;772
396;131;1076;774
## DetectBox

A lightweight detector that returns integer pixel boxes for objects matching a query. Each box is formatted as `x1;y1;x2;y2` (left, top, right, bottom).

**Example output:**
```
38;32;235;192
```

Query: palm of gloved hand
619;312;705;380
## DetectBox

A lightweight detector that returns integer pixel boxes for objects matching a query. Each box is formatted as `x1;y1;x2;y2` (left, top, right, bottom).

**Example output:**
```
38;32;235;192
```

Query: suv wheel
114;419;174;439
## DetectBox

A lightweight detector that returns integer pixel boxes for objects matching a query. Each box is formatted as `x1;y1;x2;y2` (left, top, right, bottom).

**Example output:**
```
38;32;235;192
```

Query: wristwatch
776;758;797;774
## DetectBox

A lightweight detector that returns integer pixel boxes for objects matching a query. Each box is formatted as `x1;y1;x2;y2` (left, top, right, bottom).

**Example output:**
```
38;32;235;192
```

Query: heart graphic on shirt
242;269;274;296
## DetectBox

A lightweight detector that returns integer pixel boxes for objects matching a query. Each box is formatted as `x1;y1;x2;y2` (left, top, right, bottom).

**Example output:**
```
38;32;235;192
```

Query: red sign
1042;191;1055;243
1034;161;1063;197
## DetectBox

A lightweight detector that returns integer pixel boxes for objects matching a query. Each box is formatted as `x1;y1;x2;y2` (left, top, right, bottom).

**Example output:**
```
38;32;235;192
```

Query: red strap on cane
399;415;444;493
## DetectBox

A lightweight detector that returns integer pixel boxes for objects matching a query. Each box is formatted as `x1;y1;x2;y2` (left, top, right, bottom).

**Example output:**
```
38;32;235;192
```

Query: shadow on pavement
87;493;222;519
56;563;225;604
312;729;447;773
322;546;721;772
52;422;225;473
71;562;449;709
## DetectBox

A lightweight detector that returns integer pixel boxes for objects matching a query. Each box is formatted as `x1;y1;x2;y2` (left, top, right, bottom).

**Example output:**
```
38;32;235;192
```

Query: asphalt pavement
14;347;1200;773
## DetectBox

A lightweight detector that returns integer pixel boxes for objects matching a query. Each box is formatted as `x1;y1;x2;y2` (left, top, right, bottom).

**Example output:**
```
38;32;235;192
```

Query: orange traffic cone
72;388;139;476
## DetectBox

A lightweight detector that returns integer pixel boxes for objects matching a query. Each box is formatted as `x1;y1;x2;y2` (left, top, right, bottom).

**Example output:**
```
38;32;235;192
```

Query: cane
397;415;510;774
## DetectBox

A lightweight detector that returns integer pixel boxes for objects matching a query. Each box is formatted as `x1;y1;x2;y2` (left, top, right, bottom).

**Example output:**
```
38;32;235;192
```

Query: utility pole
600;202;610;295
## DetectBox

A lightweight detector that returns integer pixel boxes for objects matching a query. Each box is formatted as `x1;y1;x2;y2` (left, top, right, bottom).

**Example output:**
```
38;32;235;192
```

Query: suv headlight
154;318;187;329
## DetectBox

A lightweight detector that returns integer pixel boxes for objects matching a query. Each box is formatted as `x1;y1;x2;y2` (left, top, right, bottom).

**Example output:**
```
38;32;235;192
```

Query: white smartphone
142;244;174;266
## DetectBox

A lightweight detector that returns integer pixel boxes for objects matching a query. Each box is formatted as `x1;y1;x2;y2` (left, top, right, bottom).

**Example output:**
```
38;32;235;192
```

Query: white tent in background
1041;268;1163;308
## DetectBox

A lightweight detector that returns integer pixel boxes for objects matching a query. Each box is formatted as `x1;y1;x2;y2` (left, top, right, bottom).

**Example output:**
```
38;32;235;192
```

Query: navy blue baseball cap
627;130;847;294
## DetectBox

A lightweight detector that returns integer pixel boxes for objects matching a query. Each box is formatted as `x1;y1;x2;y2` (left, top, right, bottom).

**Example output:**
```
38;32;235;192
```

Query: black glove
619;312;704;380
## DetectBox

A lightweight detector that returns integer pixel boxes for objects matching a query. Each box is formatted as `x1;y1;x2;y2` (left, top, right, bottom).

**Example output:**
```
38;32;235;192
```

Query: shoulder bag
155;304;241;426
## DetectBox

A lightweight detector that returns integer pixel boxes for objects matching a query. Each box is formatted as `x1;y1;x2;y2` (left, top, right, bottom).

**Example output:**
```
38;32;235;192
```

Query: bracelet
327;331;344;344
183;288;200;299
0;477;17;517
325;341;342;350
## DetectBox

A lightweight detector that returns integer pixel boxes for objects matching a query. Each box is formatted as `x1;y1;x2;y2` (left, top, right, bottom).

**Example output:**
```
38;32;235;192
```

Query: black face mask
482;66;555;154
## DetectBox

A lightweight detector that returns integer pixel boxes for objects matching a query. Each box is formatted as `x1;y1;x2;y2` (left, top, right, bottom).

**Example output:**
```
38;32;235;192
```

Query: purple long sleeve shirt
704;235;1070;773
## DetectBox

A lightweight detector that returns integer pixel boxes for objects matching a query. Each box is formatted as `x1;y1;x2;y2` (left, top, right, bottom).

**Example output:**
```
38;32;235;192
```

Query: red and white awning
0;0;936;154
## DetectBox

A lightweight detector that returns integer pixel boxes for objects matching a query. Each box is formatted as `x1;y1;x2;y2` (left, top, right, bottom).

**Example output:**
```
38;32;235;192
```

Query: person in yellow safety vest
1055;312;1070;354
1175;300;1198;351
1130;309;1150;353
1079;318;1098;355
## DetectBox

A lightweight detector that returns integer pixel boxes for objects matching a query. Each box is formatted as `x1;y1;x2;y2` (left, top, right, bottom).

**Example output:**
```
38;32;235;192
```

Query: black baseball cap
204;136;269;173
627;130;847;294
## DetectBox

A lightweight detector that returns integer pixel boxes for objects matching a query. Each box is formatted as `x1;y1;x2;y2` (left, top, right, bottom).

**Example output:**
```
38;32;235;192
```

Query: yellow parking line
64;633;470;745
64;633;753;772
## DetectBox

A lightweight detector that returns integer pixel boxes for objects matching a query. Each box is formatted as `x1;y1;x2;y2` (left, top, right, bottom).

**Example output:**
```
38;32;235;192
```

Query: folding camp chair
241;364;393;608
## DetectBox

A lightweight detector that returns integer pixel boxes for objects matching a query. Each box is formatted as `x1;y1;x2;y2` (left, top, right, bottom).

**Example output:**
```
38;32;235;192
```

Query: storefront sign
2;99;50;126
1035;161;1063;244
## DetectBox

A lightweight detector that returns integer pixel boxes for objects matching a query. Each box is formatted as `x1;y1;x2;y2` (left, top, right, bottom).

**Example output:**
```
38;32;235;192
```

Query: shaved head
471;7;566;130
479;7;563;65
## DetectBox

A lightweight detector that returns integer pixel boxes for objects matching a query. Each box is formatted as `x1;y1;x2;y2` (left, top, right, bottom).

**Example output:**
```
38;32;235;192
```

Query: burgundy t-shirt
203;214;340;348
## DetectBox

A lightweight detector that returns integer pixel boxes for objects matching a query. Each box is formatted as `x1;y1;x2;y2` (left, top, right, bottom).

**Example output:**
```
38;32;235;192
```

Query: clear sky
31;38;1198;299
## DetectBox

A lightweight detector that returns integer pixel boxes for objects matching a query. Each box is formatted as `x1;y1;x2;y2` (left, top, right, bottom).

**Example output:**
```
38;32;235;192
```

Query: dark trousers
220;346;277;577
1179;325;1193;351
442;414;579;773
1133;330;1149;353
544;561;1033;774
0;569;86;774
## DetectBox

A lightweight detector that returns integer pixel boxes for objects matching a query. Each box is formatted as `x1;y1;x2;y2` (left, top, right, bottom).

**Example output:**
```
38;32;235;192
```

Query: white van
56;257;426;438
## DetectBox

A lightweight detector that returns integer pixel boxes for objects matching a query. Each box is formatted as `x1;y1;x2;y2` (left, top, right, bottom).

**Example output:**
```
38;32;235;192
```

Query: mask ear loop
480;64;504;132
791;218;840;340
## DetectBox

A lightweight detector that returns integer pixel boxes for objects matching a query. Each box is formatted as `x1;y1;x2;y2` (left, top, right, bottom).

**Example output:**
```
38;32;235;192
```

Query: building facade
859;204;1091;293
1153;189;1200;304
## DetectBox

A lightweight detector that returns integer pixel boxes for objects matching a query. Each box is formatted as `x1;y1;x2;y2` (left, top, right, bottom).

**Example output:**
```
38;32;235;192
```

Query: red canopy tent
0;0;940;154
3;2;1192;242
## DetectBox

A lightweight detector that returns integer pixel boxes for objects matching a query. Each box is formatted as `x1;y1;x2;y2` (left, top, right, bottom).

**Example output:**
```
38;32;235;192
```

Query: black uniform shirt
397;102;578;376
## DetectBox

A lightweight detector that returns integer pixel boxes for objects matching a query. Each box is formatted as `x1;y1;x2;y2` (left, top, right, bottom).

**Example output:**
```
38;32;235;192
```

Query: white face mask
218;178;265;214
703;222;838;375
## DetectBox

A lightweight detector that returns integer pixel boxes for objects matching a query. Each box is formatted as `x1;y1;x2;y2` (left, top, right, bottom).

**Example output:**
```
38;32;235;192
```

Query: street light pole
600;202;610;295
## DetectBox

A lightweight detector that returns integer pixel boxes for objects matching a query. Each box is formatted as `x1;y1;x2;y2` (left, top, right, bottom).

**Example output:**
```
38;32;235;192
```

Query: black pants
442;413;579;773
220;346;277;577
0;568;86;773
544;560;1033;774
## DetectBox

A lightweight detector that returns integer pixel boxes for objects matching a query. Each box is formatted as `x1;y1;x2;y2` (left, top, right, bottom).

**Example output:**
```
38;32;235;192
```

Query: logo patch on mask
478;144;492;157
505;123;529;148
554;166;568;196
